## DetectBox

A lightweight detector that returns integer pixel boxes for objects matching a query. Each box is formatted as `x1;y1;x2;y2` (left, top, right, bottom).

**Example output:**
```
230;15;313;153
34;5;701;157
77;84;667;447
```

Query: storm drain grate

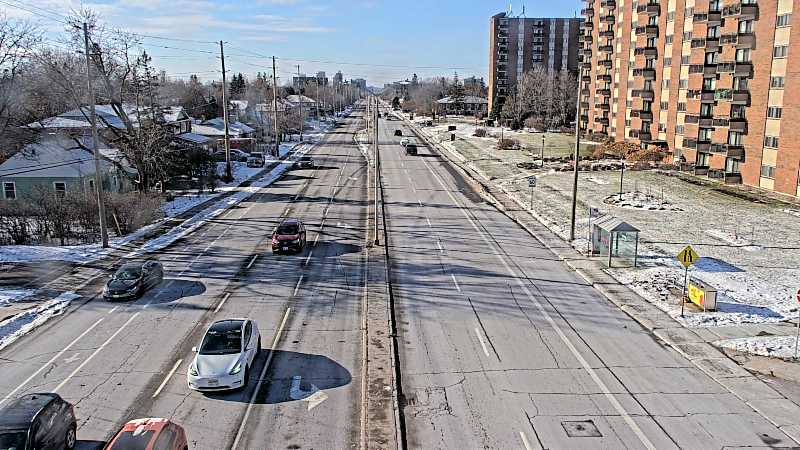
562;420;602;438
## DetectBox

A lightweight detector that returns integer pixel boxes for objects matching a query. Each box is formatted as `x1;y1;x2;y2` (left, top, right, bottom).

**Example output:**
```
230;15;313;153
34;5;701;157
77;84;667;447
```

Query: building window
665;57;672;66
679;79;689;89
774;45;789;58
697;152;710;166
666;35;674;44
662;79;670;88
735;48;751;62
667;12;675;22
658;123;667;132
761;164;776;178
682;31;692;41
777;14;792;28
729;131;743;145
771;76;786;88
764;135;780;148
626;100;633;108
685;7;694;18
767;106;783;119
681;55;690;65
676;125;685;134
677;102;687;112
699;128;713;141
707;26;720;38
625;119;631;126
2;182;15;200
660;101;669;109
739;20;753;34
54;182;67;196
733;76;749;91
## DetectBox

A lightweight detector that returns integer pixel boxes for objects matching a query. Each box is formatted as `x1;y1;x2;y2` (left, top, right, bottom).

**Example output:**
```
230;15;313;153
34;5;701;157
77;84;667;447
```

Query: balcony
582;48;593;56
737;33;755;48
598;103;611;110
716;61;735;73
599;44;614;53
634;25;659;37
715;89;733;101
704;64;718;75
723;144;745;159
729;117;747;132
691;38;706;49
637;3;660;15
600;14;615;23
735;62;753;77
599;59;613;67
632;89;655;100
707;11;722;23
600;29;615;37
639;130;653;141
596;74;612;82
705;37;720;50
595;117;610;125
582;74;591;82
601;0;616;8
700;91;716;102
732;90;751;105
689;64;705;74
685;115;699;124
583;62;593;69
580;114;589;122
585;21;594;29
633;68;656;79
634;46;658;58
722;2;758;19
580;102;590;109
581;7;594;16
636;110;653;120
596;88;612;96
581;88;591;96
696;141;711;152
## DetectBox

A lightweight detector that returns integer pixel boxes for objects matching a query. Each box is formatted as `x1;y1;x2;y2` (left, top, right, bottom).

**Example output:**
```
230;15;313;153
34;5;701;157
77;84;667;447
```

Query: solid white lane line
303;251;314;266
293;275;304;296
436;240;443;252
231;307;291;450
54;312;140;393
474;328;491;358
108;306;119;314
313;233;321;246
0;318;104;408
426;217;432;227
214;292;231;314
420;157;657;450
519;432;534;450
246;255;258;269
152;359;182;398
450;274;461;292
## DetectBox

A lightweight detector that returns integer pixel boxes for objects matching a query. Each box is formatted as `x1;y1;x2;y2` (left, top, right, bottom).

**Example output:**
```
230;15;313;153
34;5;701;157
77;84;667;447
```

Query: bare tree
551;69;577;127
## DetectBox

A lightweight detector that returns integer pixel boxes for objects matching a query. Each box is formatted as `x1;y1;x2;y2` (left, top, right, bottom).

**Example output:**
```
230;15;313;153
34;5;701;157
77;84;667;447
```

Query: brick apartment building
581;0;800;198
488;13;583;115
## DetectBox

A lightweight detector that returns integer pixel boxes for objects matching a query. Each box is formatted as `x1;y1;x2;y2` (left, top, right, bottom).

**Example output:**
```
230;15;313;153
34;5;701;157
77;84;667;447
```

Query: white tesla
187;318;261;391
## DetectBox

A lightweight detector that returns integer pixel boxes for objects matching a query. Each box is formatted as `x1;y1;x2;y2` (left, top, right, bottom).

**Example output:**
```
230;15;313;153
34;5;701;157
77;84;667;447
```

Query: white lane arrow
289;375;328;411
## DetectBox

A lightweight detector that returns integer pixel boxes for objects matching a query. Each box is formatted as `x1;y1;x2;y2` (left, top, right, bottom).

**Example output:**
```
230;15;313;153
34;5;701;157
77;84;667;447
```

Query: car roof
280;218;301;225
119;417;170;434
0;393;60;429
209;319;245;333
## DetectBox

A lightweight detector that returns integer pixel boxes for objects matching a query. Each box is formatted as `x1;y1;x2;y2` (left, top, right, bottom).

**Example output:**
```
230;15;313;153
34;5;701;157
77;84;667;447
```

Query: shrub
106;192;163;236
497;138;521;150
473;128;487;137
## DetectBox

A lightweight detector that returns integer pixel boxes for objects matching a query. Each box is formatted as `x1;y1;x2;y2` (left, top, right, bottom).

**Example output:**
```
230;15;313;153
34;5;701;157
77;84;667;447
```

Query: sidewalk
400;114;800;445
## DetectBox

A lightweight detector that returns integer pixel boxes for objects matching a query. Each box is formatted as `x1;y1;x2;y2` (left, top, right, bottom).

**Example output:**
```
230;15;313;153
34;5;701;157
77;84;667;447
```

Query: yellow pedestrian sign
677;245;700;268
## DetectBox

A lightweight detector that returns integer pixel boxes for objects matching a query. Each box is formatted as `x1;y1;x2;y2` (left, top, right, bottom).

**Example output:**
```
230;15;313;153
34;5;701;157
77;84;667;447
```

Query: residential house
0;134;135;200
191;118;257;152
436;95;489;116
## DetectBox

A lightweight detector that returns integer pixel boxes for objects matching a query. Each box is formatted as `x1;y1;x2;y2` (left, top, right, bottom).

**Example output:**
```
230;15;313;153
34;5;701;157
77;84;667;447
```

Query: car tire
65;423;77;450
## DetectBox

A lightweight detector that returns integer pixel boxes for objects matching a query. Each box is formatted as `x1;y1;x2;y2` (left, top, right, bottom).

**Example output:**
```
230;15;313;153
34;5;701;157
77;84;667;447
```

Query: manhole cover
562;420;602;437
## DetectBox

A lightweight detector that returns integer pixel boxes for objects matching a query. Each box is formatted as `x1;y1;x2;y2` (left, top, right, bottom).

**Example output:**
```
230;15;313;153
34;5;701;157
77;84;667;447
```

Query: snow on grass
717;335;800;359
0;289;35;304
603;191;683;211
705;229;758;249
0;291;79;352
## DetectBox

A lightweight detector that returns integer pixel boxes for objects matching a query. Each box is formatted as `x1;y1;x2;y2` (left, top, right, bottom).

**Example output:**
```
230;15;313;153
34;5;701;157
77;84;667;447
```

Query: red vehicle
272;218;307;253
105;418;187;450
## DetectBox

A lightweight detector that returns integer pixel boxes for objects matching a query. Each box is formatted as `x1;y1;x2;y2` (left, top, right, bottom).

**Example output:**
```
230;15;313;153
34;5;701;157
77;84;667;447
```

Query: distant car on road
213;150;248;162
405;144;418;156
0;393;77;450
400;138;411;147
104;260;163;300
271;218;307;253
187;318;261;392
247;152;265;168
394;129;402;136
105;418;187;450
293;156;315;169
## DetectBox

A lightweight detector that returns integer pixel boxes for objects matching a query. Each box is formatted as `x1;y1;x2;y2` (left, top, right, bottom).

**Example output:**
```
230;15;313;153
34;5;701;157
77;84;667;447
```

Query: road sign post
677;245;700;317
795;288;800;359
527;176;537;210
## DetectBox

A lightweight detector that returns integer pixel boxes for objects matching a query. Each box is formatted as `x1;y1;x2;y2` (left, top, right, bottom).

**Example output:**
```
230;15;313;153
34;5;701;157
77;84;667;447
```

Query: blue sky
13;0;582;86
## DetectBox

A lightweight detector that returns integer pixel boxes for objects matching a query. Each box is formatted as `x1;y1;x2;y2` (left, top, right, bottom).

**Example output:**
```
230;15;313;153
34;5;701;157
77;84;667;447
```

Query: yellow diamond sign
677;245;700;268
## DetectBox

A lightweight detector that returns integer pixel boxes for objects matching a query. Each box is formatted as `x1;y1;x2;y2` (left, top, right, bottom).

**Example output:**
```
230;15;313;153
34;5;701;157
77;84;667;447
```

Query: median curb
398;113;800;445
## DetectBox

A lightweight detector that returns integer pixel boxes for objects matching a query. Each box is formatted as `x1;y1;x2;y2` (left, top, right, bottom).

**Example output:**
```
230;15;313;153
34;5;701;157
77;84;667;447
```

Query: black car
293;156;315;169
0;393;77;450
394;129;402;136
104;260;163;300
405;144;418;156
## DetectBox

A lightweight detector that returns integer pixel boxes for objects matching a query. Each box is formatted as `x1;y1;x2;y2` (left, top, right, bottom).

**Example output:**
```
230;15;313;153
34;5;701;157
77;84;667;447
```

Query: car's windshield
277;224;299;235
301;156;312;161
199;329;242;355
114;267;141;280
109;430;155;450
0;431;26;450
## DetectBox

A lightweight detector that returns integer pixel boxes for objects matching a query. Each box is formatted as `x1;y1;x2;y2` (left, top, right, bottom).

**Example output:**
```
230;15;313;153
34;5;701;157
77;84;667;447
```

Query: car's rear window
277;224;299;235
300;156;312;161
109;430;155;450
0;431;27;450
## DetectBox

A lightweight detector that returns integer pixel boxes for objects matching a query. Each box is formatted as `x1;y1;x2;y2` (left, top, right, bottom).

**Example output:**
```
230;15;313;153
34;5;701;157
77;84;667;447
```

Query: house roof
175;132;212;144
437;95;489;105
29;105;190;130
285;94;317;104
194;118;255;136
0;134;124;179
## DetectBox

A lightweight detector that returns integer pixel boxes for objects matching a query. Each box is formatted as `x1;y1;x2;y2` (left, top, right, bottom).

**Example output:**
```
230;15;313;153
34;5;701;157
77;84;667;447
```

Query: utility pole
83;22;109;248
296;65;303;142
219;40;232;181
569;67;583;241
373;95;379;246
315;81;320;129
272;56;279;158
540;135;546;169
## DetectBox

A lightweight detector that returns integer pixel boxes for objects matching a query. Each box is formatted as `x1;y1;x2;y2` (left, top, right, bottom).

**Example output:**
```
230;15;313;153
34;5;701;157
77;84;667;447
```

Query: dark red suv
272;218;306;253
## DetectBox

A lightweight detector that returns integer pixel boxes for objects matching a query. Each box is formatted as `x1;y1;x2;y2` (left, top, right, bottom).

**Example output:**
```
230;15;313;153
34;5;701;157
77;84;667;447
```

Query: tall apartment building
582;0;800;198
488;13;583;114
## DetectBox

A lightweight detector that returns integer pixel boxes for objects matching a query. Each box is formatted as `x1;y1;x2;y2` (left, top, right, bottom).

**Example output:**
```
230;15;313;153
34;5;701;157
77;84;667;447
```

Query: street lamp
619;160;626;201
540;135;546;169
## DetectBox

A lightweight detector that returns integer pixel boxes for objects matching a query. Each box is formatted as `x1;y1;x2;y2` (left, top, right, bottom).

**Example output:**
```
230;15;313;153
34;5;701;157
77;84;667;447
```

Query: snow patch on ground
717;335;800;359
705;229;758;250
783;209;800;218
0;292;79;352
0;289;35;304
585;176;611;185
603;191;683;211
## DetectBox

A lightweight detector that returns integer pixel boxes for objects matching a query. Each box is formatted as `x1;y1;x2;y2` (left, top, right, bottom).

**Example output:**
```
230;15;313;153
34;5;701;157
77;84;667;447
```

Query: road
0;113;368;449
377;112;799;449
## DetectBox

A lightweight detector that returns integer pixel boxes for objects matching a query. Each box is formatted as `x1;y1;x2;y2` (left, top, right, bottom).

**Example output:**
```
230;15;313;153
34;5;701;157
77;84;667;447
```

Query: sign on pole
677;245;700;317
527;176;537;188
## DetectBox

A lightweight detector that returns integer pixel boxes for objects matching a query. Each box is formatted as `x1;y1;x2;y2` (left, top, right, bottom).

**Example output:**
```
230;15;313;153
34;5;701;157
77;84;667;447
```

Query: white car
400;138;411;147
187;318;261;391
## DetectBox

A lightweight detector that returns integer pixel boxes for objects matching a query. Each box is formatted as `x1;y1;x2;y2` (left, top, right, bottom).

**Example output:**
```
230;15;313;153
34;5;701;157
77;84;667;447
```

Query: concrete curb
400;114;800;445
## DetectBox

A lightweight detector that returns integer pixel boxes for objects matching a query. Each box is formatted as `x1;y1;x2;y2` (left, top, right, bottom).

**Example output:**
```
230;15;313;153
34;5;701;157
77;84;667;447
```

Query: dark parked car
405;144;418;156
394;129;402;136
0;393;77;450
271;218;306;253
104;260;163;300
293;156;314;169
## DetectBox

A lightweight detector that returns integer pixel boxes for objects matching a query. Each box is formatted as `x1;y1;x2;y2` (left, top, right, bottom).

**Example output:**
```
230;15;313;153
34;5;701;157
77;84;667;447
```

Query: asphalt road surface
0;113;368;450
378;114;799;449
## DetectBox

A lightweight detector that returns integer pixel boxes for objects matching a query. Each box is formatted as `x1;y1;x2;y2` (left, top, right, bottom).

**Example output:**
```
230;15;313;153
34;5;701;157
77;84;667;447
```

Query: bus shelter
591;216;640;268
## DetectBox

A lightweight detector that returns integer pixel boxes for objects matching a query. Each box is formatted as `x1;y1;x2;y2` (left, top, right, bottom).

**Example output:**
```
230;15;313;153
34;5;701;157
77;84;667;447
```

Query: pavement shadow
75;440;106;450
716;301;783;319
694;257;744;273
144;279;206;305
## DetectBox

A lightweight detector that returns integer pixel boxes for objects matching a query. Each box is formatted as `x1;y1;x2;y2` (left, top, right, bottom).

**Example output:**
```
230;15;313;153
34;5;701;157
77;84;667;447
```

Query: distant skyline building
488;12;583;114
292;72;329;90
333;71;344;86
350;78;367;90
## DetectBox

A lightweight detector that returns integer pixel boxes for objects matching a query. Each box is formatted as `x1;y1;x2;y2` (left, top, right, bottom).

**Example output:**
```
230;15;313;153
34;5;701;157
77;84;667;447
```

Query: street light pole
541;135;545;169
219;40;232;182
569;66;584;241
271;56;279;158
296;65;303;143
82;22;109;248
